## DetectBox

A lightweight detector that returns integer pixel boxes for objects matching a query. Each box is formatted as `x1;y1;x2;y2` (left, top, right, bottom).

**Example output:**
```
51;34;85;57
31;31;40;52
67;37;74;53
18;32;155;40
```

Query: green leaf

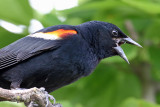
0;0;33;25
0;102;25;107
0;27;24;48
40;13;62;27
149;46;160;70
122;0;160;14
53;63;141;107
144;20;160;45
156;92;160;104
58;100;74;107
61;1;124;15
149;46;160;80
120;98;160;107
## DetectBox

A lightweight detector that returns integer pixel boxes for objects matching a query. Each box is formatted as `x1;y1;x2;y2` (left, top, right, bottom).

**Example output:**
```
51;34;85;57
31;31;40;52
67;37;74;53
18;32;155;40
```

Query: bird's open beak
113;36;142;64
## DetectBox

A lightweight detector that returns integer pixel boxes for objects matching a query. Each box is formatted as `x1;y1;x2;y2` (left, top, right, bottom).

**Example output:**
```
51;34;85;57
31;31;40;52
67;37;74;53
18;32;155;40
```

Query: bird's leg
10;80;22;90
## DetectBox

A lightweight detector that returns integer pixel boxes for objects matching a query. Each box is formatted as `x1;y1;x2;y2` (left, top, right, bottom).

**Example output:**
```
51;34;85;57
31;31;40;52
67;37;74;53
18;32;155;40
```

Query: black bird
0;21;142;93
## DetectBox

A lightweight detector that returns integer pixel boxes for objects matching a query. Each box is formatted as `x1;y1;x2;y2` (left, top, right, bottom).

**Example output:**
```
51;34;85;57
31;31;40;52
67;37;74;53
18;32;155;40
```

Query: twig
125;20;139;40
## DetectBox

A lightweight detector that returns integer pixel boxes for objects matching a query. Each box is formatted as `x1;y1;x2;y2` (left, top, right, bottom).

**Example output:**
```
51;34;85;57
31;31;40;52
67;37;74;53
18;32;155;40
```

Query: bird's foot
52;103;63;107
39;87;56;107
25;101;38;107
25;102;62;107
11;87;57;107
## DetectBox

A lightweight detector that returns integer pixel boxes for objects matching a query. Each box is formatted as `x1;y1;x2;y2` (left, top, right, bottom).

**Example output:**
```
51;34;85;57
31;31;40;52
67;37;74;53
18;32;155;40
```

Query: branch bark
0;87;62;107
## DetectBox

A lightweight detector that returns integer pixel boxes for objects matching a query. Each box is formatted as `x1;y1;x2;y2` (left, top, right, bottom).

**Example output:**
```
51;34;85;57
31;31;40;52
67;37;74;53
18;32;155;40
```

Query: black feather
0;21;130;93
0;36;62;69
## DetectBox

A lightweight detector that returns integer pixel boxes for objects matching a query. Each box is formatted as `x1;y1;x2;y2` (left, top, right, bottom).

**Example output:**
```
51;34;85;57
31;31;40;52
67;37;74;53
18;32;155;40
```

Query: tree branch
0;87;62;107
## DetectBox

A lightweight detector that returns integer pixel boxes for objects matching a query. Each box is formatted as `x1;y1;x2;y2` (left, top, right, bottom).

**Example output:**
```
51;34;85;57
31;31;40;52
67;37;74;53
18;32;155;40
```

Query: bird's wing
0;28;77;69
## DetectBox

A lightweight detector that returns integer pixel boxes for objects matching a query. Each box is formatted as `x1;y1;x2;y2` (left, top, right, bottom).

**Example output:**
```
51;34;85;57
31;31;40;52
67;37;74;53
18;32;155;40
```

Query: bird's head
78;21;142;63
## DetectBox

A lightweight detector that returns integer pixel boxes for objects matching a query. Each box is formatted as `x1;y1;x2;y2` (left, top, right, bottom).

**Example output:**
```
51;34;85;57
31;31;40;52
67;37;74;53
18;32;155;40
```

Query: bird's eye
112;30;118;36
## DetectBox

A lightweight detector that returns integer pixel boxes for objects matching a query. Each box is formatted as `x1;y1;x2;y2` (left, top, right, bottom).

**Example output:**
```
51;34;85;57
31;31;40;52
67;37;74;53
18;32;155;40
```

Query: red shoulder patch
29;29;77;40
44;29;77;38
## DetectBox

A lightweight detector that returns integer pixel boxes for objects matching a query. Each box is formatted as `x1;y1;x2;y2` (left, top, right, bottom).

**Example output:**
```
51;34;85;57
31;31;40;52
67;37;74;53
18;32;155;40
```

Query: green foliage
40;13;62;27
0;102;24;107
122;0;160;14
0;27;24;48
0;0;160;107
53;63;141;107
0;0;33;25
121;98;160;107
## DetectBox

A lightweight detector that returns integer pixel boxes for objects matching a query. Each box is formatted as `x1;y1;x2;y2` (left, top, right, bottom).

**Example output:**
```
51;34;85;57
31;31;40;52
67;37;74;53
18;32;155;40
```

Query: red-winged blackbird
0;21;142;93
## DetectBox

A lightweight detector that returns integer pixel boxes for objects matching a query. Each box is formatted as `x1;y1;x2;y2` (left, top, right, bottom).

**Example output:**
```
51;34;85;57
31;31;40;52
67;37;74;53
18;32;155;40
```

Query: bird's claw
53;103;63;107
39;87;56;107
47;94;56;103
26;101;38;107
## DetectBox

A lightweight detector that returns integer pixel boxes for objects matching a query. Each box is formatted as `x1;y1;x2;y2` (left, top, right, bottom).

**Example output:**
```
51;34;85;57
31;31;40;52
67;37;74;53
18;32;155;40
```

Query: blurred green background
0;0;160;107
